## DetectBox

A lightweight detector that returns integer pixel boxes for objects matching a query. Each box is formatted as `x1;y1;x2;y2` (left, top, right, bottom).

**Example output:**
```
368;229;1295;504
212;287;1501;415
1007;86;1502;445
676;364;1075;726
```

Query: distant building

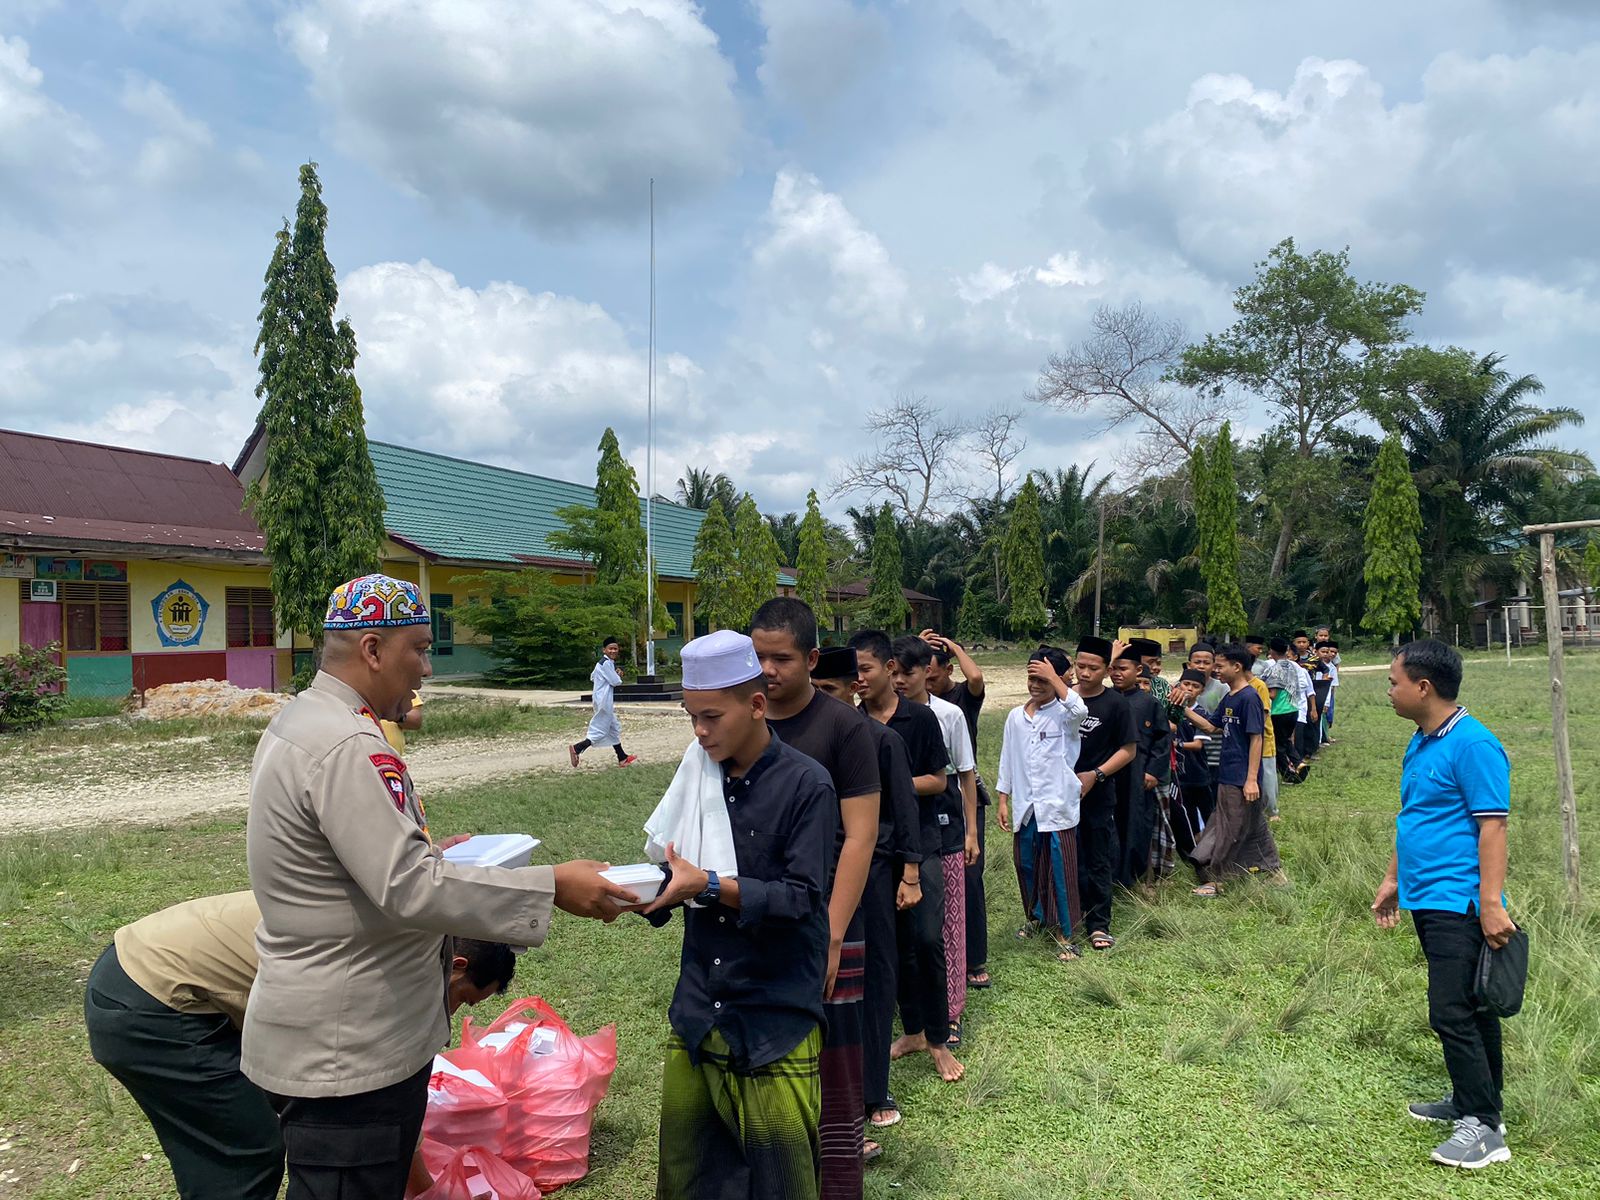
2;424;789;696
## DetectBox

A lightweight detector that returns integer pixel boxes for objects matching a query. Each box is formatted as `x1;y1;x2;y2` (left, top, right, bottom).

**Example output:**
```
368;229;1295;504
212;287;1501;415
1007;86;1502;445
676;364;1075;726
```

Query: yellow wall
130;559;276;653
1117;625;1200;654
0;579;18;656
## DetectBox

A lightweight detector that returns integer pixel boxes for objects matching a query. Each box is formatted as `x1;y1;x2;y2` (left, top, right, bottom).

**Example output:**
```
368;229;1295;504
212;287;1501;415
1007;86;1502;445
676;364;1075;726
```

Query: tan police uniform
242;671;555;1099
115;890;260;1028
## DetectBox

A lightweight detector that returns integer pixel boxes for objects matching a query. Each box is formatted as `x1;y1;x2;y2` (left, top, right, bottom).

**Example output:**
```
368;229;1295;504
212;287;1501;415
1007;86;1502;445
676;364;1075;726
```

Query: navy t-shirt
1210;684;1265;789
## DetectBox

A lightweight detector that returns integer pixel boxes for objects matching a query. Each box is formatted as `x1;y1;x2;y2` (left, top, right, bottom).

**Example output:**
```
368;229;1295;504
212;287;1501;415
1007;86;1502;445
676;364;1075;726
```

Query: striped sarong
941;851;967;1025
658;1026;822;1200
1014;818;1081;940
819;931;865;1200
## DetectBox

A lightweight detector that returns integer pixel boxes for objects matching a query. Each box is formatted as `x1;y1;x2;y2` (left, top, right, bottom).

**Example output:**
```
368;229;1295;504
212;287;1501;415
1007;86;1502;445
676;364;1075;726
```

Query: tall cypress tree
795;489;833;629
247;163;385;652
732;494;781;628
1361;435;1423;641
865;504;910;630
1002;475;1048;636
1196;422;1249;640
691;499;739;632
954;579;984;644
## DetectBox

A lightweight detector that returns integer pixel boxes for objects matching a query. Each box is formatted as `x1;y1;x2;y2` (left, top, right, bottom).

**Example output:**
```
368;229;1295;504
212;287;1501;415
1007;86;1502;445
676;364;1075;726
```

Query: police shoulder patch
369;752;408;811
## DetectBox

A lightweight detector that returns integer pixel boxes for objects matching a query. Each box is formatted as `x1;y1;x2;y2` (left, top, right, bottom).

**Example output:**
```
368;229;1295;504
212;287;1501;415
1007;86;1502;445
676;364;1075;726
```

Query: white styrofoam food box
602;862;666;905
441;834;540;869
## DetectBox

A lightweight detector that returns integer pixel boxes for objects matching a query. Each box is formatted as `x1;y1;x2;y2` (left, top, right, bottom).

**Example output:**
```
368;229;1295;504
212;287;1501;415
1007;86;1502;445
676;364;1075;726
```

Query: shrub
454;570;637;688
0;642;68;731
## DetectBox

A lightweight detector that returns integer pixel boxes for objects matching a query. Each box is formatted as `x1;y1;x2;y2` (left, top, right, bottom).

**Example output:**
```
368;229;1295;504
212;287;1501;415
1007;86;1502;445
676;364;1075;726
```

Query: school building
2;425;729;696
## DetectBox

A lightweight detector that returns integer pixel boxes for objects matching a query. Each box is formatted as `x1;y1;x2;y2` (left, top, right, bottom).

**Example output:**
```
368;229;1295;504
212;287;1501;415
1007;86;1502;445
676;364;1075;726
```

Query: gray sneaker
1409;1094;1506;1135
1431;1117;1511;1169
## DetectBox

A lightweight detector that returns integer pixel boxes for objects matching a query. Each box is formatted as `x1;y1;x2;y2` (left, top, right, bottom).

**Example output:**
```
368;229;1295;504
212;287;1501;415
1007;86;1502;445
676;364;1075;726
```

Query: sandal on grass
869;1100;902;1129
967;969;993;989
1191;883;1220;898
1015;924;1037;940
947;1020;962;1049
864;1141;884;1163
1053;939;1081;962
1089;932;1115;951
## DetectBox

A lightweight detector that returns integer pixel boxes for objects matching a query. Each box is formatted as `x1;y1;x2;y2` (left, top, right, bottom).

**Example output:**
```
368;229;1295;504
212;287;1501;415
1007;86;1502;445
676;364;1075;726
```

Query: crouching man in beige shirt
243;574;633;1200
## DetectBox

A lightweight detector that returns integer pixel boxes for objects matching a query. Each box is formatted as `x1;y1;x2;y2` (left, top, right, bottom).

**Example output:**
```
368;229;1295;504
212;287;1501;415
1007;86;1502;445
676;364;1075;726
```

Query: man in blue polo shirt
1372;640;1516;1171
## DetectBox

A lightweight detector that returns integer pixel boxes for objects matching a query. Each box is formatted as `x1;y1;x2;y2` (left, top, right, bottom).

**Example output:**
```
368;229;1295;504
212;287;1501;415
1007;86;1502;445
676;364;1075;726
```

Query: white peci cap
681;629;763;691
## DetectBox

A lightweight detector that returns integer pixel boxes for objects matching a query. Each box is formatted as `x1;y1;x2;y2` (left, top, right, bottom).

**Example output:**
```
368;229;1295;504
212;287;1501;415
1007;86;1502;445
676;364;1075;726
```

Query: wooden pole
1537;532;1581;909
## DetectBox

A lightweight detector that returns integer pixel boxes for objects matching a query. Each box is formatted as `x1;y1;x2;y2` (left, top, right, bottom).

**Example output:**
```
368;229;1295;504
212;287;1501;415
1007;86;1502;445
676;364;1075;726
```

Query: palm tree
1390;349;1593;630
765;511;801;566
676;467;737;511
1035;466;1111;634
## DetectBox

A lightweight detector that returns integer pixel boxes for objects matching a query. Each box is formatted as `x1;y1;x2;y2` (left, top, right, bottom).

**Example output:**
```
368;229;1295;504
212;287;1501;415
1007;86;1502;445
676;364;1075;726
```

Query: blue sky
3;0;1598;517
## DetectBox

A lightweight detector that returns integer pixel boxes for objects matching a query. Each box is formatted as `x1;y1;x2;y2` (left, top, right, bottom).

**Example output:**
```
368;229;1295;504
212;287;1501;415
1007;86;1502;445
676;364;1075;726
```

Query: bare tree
831;394;968;523
967;405;1029;504
1031;302;1233;475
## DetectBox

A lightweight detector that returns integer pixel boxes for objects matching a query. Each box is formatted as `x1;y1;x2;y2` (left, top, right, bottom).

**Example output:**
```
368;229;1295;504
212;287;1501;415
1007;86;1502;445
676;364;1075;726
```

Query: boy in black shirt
848;630;963;1085
921;630;992;990
1190;643;1283;895
809;647;922;1144
1071;636;1137;950
1110;649;1171;889
642;630;835;1200
750;598;880;1200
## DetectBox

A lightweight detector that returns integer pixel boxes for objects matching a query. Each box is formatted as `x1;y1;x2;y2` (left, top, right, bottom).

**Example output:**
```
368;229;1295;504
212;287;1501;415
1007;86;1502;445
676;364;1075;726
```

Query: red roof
0;428;265;555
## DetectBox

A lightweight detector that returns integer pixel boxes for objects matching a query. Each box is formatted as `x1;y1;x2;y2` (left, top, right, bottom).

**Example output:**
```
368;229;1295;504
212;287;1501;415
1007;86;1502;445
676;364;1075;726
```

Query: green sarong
657;1025;822;1200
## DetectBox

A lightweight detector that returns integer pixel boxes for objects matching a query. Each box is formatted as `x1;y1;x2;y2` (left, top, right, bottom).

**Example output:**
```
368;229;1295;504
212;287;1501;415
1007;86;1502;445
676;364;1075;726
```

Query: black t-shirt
768;689;881;804
1074;686;1136;818
883;695;948;858
861;714;922;863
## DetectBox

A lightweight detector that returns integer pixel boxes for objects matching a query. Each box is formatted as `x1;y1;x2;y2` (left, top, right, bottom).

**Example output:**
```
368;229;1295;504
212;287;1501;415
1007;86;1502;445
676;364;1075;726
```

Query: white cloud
0;292;255;459
283;0;742;230
756;0;888;119
0;35;105;224
339;259;704;468
752;167;920;340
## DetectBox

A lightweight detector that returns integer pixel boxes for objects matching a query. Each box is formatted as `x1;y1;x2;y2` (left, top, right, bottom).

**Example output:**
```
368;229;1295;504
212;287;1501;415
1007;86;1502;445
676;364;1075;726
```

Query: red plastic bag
423;1060;508;1157
452;998;618;1190
416;1145;542;1200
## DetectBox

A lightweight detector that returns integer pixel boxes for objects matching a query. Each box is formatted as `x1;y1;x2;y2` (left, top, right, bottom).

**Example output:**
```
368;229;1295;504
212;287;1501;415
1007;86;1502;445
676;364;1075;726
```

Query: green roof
370;441;708;578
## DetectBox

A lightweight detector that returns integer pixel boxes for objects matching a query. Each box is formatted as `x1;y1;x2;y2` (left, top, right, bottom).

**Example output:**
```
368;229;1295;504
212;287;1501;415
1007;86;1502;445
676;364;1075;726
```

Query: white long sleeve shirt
996;691;1089;833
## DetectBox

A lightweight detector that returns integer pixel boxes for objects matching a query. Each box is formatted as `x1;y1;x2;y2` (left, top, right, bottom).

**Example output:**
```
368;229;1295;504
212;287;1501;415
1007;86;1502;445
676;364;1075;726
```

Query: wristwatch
695;869;721;908
1093;767;1108;785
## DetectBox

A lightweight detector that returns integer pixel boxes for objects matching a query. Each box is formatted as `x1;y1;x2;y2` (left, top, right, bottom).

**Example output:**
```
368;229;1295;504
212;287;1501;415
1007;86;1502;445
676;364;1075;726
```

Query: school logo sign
153;581;209;648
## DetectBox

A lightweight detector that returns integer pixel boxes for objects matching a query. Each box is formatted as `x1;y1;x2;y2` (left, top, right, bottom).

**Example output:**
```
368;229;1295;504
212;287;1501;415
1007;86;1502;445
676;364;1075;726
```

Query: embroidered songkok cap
324;574;430;630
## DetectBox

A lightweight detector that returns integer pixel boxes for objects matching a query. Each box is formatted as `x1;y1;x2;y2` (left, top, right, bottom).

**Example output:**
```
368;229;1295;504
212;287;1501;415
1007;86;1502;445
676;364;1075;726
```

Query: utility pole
1093;497;1105;637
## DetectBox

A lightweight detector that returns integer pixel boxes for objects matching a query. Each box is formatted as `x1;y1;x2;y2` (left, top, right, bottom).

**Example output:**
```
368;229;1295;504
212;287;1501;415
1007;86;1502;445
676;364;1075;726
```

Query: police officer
243;574;633;1200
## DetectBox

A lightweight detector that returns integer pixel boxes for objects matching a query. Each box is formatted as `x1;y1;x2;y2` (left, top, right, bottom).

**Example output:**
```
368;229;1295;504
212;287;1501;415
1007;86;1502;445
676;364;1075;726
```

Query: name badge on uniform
938;813;951;826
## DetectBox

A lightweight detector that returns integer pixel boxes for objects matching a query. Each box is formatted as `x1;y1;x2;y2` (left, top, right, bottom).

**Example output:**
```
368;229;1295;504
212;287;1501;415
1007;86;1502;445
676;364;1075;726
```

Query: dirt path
0;705;694;835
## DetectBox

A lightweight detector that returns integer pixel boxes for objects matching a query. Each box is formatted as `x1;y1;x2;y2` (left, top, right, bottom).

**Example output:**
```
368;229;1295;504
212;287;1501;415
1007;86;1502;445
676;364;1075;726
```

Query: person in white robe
569;637;637;767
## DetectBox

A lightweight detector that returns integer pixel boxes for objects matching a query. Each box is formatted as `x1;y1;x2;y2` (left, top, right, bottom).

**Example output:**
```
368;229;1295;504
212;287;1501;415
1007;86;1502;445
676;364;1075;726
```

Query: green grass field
1;659;1597;1198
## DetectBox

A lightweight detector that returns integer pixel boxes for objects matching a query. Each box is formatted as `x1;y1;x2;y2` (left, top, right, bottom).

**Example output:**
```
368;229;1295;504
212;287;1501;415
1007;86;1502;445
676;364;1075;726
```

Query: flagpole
645;179;657;678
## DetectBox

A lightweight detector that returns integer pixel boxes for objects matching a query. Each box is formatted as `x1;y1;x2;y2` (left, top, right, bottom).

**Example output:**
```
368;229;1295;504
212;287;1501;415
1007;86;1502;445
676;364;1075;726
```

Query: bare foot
927;1044;965;1082
890;1032;927;1060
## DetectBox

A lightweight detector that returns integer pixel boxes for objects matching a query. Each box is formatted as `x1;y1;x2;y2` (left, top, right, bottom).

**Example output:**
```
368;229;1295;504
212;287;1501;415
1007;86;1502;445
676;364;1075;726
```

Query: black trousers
896;847;949;1046
1076;801;1118;936
1113;783;1156;888
861;856;900;1112
964;788;989;971
574;739;628;760
266;1062;431;1200
1412;908;1504;1126
1271;713;1301;774
84;946;284;1200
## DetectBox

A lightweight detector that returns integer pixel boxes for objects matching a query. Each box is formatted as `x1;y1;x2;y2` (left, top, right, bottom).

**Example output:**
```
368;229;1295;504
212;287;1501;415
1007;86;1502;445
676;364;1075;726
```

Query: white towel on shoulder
643;740;740;877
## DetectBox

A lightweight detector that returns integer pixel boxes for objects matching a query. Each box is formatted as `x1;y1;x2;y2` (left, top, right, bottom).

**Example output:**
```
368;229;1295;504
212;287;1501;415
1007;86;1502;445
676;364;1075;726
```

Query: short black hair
1187;641;1216;661
928;645;953;667
601;636;620;649
749;598;818;653
1029;644;1071;677
1395;639;1462;701
891;635;933;670
847;629;893;665
1269;636;1289;654
1315;639;1338;650
453;938;517;995
1217;643;1255;671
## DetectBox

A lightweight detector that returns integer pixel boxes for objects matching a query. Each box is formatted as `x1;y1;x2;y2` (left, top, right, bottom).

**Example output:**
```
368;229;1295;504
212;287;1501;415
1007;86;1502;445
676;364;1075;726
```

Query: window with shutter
227;586;276;648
